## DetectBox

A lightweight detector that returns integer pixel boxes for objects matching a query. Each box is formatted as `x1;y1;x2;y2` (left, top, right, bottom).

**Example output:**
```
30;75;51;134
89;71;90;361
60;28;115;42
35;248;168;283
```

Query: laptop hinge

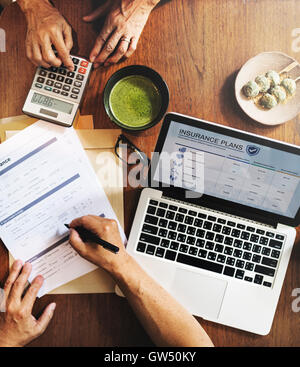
161;192;279;229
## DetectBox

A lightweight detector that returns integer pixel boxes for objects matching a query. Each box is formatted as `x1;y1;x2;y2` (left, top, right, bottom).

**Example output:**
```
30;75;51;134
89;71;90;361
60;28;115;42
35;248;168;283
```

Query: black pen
65;224;119;254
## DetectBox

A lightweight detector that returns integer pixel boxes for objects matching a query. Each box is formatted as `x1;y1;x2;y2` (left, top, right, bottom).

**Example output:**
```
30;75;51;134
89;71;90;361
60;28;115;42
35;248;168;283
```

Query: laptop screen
153;118;300;221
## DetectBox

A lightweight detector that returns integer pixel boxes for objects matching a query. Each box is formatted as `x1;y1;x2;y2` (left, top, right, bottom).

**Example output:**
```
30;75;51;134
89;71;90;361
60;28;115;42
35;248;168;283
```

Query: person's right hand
18;0;74;70
69;215;128;275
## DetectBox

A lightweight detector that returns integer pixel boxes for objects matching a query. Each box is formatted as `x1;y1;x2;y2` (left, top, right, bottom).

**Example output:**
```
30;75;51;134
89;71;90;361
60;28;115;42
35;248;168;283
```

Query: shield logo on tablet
246;145;260;156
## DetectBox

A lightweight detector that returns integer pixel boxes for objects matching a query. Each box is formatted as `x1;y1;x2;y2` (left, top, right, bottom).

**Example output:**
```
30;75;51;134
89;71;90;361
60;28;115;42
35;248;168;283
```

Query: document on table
0;120;125;296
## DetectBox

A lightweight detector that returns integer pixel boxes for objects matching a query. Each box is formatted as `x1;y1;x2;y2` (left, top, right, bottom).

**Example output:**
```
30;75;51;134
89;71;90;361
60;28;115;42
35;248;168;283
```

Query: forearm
111;255;214;347
68;216;213;346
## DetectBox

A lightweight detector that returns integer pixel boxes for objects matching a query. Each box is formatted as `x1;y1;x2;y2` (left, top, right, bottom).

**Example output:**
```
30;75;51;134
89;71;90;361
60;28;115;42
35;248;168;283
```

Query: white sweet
243;81;260;98
271;85;287;103
281;78;297;96
265;70;280;87
255;75;270;93
259;93;278;109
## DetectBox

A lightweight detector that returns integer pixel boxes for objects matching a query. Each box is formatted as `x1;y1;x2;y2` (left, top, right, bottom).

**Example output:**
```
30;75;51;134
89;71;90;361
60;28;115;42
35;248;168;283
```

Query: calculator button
44;86;52;91
46;80;54;86
53;89;60;94
37;77;45;84
72;87;80;94
80;60;89;67
67;71;75;78
58;68;67;75
78;67;87;74
35;83;43;88
72;57;79;65
63;85;70;91
48;73;56;80
74;81;82;87
50;66;58;72
71;94;78;99
76;74;84;81
61;91;69;96
65;78;73;85
39;69;47;76
54;82;62;89
56;75;65;82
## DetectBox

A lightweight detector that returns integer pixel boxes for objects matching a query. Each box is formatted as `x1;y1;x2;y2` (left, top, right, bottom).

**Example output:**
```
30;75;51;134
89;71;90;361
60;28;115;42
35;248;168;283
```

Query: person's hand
18;0;74;70
0;260;56;347
84;0;160;68
69;215;128;274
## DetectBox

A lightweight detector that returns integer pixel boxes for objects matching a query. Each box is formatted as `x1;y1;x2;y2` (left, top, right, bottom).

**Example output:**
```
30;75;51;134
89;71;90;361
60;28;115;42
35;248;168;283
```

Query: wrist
17;0;52;14
109;251;135;281
110;254;148;297
142;0;160;11
146;0;160;7
127;0;160;12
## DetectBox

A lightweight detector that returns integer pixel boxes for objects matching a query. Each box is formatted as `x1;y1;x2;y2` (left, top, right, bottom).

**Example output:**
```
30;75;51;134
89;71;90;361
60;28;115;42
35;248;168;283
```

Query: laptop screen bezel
149;113;300;227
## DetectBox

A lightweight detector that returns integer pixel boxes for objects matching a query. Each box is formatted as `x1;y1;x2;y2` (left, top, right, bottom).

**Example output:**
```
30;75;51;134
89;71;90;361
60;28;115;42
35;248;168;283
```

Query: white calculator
23;55;93;127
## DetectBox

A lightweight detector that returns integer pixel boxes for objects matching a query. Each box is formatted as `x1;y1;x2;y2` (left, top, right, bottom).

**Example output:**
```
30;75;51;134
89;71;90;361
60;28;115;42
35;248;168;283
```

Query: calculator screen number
31;93;73;114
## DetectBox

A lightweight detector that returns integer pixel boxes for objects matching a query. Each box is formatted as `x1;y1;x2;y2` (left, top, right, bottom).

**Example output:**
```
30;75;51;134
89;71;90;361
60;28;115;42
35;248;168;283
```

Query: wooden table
0;0;299;347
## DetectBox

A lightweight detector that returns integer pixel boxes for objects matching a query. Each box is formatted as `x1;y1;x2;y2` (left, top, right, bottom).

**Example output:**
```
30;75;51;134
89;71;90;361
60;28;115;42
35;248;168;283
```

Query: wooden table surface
0;0;299;347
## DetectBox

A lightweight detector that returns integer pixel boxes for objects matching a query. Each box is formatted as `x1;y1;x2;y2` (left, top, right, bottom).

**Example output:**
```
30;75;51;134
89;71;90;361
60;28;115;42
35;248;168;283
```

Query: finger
105;39;130;65
69;215;105;232
94;29;122;65
124;36;138;59
51;33;74;71
69;228;88;257
32;43;51;69
36;302;56;335
69;216;120;247
25;42;38;66
21;275;44;313
8;262;32;303
89;25;115;63
90;36;106;64
63;23;73;52
3;260;23;297
83;2;111;22
40;36;62;68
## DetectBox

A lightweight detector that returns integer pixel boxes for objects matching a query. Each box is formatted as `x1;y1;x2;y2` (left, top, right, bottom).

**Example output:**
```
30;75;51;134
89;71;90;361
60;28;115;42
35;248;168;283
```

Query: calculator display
31;93;73;114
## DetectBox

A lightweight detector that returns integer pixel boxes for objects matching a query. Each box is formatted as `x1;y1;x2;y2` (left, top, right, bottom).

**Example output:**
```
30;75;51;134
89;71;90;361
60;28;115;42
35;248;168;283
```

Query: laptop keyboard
135;198;286;288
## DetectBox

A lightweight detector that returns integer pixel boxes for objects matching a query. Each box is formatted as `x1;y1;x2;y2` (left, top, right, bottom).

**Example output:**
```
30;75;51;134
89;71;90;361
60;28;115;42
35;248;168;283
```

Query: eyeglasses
114;134;149;166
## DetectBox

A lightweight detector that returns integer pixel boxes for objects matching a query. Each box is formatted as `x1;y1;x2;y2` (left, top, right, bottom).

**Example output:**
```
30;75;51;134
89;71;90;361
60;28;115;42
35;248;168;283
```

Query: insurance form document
0;121;124;296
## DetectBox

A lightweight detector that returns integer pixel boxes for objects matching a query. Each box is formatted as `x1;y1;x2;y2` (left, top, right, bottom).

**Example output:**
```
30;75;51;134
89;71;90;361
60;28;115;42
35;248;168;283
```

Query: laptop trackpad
171;269;228;320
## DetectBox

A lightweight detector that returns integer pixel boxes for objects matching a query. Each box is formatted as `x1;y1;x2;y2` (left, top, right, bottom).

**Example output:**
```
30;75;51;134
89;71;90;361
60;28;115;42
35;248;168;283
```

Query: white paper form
0;121;125;296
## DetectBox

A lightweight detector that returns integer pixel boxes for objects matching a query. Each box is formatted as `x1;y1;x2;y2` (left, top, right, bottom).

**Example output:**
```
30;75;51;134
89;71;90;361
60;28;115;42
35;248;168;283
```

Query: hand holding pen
65;224;119;253
67;215;128;274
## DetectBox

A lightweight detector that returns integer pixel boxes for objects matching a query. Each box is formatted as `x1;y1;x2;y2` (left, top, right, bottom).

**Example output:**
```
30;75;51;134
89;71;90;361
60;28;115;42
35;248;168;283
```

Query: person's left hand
84;0;159;68
0;260;56;347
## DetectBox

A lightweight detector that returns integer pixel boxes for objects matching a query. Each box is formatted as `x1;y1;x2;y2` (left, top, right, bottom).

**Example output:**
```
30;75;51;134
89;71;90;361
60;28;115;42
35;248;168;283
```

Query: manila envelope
0;111;91;142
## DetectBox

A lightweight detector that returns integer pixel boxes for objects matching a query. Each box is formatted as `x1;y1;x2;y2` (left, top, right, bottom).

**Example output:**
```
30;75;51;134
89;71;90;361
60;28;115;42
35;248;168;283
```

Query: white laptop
126;112;299;335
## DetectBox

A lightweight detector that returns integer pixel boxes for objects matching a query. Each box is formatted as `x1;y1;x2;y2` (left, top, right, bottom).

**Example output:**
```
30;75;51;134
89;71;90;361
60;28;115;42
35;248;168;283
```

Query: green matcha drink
109;75;162;128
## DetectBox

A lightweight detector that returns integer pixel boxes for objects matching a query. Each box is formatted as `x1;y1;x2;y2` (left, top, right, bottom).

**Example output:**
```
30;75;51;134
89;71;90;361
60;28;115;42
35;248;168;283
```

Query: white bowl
235;51;300;125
